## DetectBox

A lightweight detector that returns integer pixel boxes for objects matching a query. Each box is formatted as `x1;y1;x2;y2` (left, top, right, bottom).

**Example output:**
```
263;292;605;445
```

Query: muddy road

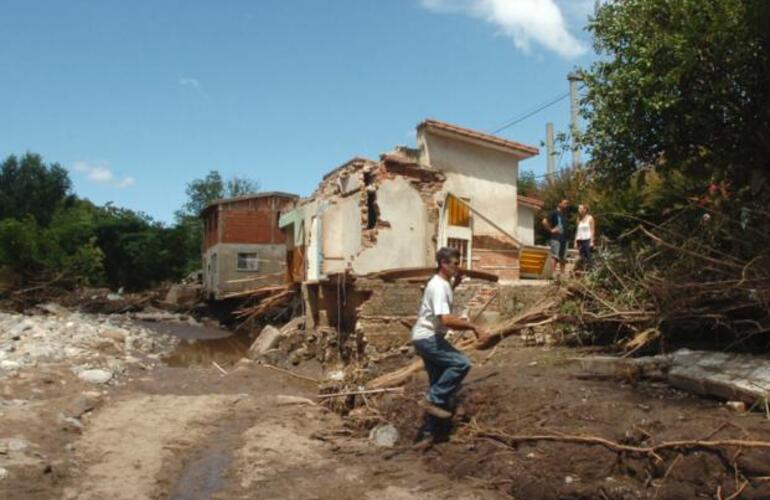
0;320;497;500
2;317;770;499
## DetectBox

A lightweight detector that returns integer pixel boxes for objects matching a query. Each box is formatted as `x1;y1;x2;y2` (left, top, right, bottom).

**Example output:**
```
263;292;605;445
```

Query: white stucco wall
322;196;362;274
419;132;519;237
517;204;537;246
352;176;430;274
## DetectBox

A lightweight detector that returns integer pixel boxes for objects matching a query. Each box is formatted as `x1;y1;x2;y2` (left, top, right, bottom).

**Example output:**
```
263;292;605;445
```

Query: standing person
575;204;595;270
411;247;487;447
542;199;570;277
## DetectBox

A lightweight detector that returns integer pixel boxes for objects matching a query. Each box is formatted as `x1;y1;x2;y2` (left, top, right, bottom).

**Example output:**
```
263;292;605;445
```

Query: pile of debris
246;315;366;369
0;305;182;383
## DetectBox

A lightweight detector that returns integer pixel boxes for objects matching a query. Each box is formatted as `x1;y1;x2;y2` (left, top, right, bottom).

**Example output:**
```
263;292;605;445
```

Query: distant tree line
0;153;259;292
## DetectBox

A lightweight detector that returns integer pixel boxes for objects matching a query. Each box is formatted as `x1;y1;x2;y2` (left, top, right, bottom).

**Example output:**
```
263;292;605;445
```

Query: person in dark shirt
542;199;569;277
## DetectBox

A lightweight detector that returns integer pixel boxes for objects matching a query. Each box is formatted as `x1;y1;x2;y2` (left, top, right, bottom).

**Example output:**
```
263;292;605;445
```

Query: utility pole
545;122;555;180
567;72;582;168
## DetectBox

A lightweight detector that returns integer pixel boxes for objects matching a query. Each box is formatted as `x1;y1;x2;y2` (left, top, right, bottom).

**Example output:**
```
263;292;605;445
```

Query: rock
38;303;69;316
58;413;85;430
275;395;316;406
7;438;28;452
280;316;306;335
0;360;22;371
726;401;746;413
78;369;113;384
164;284;200;307
66;395;97;417
101;330;126;343
248;325;284;359
326;370;345;382
369;423;399;448
0;467;7;480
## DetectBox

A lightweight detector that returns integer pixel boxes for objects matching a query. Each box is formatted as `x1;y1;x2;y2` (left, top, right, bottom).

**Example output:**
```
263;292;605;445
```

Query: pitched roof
418;119;539;158
517;195;544;209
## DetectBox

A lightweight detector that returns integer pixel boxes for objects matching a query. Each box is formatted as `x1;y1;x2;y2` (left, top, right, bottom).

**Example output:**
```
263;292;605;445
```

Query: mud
380;343;770;499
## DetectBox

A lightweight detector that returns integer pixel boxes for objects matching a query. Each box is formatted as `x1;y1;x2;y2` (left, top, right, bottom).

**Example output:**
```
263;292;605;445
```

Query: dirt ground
380;341;770;499
2;332;770;499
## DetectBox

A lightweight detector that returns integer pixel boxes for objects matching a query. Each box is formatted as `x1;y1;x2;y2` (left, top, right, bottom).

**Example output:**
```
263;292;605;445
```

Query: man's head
436;246;461;277
558;199;570;212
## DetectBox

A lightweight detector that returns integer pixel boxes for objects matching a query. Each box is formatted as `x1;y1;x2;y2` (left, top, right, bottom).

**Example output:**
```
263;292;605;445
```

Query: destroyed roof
321;156;376;180
201;191;299;213
517;195;545;209
418;119;539;158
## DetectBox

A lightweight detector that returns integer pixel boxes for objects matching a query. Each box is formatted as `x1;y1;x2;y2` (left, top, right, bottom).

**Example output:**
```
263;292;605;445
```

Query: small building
201;192;298;300
279;119;543;283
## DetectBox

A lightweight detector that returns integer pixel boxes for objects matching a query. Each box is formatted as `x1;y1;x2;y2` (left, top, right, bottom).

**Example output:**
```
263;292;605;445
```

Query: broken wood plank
364;267;499;283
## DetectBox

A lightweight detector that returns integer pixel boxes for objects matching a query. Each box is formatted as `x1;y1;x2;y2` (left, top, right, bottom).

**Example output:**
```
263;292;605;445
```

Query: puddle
134;319;232;341
169;441;233;500
162;336;251;367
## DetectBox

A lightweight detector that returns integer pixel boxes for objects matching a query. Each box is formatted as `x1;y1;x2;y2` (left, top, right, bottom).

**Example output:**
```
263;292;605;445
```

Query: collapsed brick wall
353;278;499;353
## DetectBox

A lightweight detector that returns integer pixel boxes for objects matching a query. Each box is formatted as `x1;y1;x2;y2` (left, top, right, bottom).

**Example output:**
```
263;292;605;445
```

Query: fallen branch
473;428;770;458
317;388;404;399
256;362;319;384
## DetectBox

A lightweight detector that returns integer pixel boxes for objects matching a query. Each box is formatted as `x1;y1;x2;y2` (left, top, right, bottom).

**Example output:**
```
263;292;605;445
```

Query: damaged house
201;192;298;300
279;119;542;283
275;119;550;352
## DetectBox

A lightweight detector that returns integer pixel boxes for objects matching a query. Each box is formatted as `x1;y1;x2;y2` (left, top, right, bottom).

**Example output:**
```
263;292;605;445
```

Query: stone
101;330;126;343
78;369;113;384
7;438;28;452
58;413;85;430
280;316;306;335
0;467;7;480
66;395;96;417
726;401;747;413
370;423;399;448
0;360;22;371
247;325;284;359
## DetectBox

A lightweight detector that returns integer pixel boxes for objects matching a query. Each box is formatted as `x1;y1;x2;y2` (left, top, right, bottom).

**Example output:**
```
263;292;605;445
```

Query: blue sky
1;0;596;223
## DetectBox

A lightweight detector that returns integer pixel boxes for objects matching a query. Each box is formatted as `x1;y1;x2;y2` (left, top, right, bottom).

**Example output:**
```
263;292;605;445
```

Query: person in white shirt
574;204;596;269
411;247;487;446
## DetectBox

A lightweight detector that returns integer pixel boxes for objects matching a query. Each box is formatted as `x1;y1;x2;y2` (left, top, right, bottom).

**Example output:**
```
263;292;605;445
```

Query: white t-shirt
411;274;453;341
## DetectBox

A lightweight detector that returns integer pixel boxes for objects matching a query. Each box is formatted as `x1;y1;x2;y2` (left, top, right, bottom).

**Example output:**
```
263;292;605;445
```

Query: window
236;253;259;271
447;238;469;268
447;195;471;227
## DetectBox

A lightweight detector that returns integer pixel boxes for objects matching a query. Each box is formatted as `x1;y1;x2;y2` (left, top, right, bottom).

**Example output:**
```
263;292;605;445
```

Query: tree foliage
582;0;770;190
0;156;262;293
0;153;74;226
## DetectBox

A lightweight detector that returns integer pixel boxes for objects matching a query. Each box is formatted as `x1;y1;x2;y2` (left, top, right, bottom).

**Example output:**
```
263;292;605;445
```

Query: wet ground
3;319;770;499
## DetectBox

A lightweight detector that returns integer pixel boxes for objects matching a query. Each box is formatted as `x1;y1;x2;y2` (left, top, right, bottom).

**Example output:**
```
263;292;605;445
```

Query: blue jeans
413;335;471;408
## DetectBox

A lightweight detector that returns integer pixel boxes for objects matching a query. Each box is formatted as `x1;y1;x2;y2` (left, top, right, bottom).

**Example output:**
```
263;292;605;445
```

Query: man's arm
438;314;487;340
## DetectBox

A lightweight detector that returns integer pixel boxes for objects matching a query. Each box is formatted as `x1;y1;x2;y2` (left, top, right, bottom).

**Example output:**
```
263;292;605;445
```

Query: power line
490;91;569;135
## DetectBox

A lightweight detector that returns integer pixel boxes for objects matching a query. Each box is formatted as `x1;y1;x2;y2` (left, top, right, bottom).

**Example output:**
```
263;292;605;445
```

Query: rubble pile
0;305;182;381
250;317;369;369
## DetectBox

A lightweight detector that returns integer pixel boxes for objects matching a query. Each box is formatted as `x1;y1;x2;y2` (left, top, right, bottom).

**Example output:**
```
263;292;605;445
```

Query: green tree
0;153;73;226
517;170;539;197
582;0;770;190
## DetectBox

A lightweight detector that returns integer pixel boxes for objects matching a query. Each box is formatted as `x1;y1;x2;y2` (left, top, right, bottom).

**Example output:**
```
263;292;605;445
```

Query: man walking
411;247;487;446
543;198;570;277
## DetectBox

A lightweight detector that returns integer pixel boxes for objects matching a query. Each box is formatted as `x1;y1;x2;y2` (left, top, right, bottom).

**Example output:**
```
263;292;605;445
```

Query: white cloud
420;0;588;59
72;161;135;189
178;77;201;90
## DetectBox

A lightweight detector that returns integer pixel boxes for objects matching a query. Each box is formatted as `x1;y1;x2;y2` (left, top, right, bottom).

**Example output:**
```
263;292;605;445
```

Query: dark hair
436;246;460;268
